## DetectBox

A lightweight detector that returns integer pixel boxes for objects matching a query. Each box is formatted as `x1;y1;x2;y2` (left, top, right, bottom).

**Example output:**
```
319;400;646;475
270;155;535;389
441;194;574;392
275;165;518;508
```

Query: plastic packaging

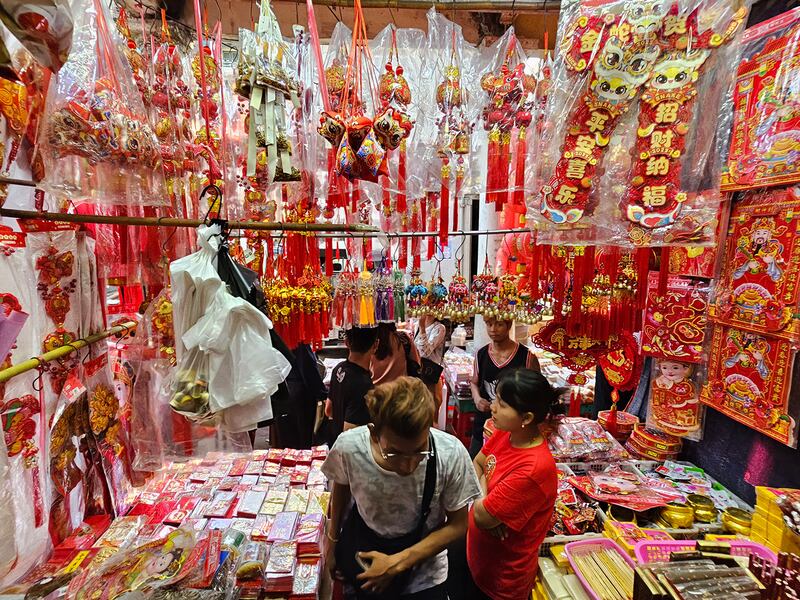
721;7;800;191
0;0;73;73
39;0;165;205
529;0;752;246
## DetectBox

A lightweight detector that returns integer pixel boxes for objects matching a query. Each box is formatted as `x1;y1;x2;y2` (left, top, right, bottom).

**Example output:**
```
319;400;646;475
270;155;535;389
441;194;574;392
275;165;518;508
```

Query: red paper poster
641;274;708;364
668;246;717;279
710;187;800;342
722;7;800;191
702;325;800;447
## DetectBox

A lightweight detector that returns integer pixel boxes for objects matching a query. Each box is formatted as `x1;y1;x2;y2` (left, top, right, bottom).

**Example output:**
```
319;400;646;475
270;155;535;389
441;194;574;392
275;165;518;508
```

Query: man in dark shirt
326;326;379;441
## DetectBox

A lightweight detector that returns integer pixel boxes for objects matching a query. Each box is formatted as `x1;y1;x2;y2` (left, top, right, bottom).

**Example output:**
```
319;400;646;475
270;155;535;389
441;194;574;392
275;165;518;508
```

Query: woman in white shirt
414;315;447;415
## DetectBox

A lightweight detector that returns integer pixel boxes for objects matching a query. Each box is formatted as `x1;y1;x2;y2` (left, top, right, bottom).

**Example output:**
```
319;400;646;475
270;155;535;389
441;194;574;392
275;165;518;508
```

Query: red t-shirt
467;430;558;600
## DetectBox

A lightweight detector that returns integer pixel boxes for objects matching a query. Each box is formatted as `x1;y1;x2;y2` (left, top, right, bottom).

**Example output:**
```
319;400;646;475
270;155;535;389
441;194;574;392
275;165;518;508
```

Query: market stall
0;0;800;598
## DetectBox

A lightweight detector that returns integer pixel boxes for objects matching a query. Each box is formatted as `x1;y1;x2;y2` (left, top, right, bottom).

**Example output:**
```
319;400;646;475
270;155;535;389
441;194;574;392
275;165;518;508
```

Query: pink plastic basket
634;539;777;564
565;538;636;600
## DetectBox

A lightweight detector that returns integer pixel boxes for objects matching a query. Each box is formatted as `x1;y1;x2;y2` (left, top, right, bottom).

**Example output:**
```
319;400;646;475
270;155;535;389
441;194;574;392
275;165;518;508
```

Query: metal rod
0;176;37;188
273;0;561;11
0;208;379;233
232;227;530;239
0;321;137;384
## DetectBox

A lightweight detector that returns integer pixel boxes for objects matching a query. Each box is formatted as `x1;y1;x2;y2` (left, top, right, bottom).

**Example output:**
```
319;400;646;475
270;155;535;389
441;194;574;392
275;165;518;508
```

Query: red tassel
486;130;498;206
266;236;274;277
382;175;391;227
606;389;619;438
497;133;511;212
440;159;450;246
454;162;463;231
325;238;333;276
569;390;582;417
510;127;527;228
427;192;436;260
658;247;670;298
397;140;407;214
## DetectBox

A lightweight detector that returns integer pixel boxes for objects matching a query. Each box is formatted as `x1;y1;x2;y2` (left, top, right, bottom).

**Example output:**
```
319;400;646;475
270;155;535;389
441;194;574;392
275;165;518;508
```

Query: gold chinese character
664;15;687;37
566;159;588;180
575;134;596;154
585;111;610;134
645;156;670;176
642;185;668;207
580;29;600;54
651;130;674;151
555;184;579;205
655;102;680;124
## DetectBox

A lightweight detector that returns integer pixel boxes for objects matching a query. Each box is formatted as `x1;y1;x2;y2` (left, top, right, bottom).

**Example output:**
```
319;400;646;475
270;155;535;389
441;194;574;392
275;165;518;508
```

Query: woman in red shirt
467;368;561;600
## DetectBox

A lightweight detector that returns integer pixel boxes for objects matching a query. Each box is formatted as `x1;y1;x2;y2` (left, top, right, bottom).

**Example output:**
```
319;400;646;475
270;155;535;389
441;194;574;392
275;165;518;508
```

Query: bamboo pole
0;321;137;384
0;208;379;233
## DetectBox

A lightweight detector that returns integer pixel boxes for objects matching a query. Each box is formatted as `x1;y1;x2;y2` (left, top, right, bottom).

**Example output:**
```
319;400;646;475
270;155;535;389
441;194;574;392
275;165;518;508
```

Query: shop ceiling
142;0;561;49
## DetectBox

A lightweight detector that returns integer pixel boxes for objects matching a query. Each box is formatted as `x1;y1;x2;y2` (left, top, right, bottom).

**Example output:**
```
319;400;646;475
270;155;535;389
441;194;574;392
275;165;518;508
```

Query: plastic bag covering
721;6;800;192
417;10;483;216
236;0;301;187
68;527;197;599
39;0;166;206
0;437;17;582
129;291;252;471
169;225;291;432
0;0;73;73
529;0;751;247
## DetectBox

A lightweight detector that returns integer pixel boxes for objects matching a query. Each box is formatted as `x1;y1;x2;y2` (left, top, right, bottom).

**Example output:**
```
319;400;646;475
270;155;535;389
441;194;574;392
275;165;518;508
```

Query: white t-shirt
321;426;481;594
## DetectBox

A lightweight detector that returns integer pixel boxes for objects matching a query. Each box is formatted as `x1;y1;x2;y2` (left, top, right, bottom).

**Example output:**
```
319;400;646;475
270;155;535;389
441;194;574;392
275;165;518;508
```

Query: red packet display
311;446;328;460
306;491;331;516
241;475;260;486
290;466;310;486
190;471;211;483
722;7;800;191
245;460;264;475
229;458;249;477
265;541;297;594
204;491;237;518
230;518;255;537
164;498;201;526
568;468;683;512
306;468;326;487
268;511;300;542
641;274;708;364
217;477;241;491
296;514;324;557
182;530;222;589
135;491;163;505
205;518;233;531
93;516;146;548
238;491;268;517
189;501;208;520
292;559;321;598
182;518;208;533
261;489;289;515
262;461;281;476
251;514;276;541
59;515;113;550
285;489;310;513
210;463;232;478
267;448;286;464
272;473;291;490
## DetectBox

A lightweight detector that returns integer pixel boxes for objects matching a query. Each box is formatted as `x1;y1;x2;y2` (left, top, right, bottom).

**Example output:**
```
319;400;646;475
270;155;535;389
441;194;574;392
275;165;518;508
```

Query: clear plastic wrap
646;358;705;441
38;0;165;206
529;0;752;247
68;527;197;599
721;6;800;191
0;0;73;73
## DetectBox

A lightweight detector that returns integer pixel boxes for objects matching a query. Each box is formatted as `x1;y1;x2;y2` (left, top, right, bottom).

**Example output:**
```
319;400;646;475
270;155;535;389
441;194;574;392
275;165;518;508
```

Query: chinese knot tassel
486;128;500;206
454;162;463;231
397;139;407;214
606;389;619;439
325;238;333;277
496;131;511;212
508;126;527;228
440;159;450;246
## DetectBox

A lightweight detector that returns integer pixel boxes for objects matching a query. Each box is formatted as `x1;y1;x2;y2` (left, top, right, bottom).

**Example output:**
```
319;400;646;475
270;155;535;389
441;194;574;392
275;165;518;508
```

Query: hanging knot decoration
446;273;472;323
332;267;359;330
393;269;406;322
316;0;409;186
480;33;537;223
404;270;428;318
236;1;301;185
624;5;746;231
435;49;471;233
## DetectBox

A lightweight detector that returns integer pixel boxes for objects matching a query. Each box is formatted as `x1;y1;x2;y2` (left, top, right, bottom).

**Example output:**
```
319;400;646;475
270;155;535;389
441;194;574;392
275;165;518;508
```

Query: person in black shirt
469;318;541;457
326;326;379;441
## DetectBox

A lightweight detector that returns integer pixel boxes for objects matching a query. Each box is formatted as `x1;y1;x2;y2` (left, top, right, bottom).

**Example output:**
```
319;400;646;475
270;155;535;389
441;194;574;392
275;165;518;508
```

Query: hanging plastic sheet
39;0;166;206
528;0;752;247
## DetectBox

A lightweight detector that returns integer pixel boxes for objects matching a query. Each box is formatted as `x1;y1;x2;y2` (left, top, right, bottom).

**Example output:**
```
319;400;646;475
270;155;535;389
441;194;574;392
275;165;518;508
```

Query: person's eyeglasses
378;446;435;462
